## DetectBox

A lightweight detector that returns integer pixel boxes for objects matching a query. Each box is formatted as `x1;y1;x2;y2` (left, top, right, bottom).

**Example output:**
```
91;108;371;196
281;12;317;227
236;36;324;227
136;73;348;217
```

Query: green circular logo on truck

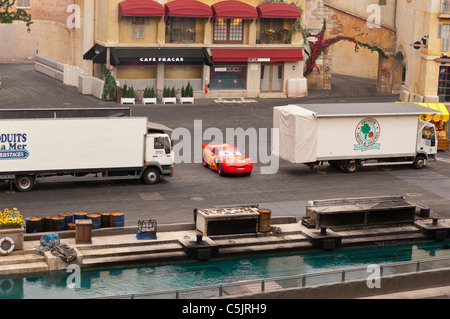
354;118;381;152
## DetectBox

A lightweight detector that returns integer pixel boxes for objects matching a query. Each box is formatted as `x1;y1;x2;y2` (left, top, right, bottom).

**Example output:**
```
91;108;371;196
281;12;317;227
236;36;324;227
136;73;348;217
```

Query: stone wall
305;2;396;93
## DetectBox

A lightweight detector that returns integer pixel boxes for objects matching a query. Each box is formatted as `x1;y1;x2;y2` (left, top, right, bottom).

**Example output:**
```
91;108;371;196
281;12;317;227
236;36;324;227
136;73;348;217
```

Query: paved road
1;63;450;226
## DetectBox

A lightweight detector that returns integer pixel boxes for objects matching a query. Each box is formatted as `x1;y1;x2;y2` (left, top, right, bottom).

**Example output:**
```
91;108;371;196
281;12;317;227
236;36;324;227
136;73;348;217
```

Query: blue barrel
74;212;87;220
110;212;125;227
25;217;43;233
50;216;66;232
87;214;101;229
59;213;74;227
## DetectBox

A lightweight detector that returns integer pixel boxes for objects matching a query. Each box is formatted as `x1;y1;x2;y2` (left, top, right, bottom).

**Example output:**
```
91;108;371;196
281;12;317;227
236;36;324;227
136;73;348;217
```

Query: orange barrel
59;213;74;227
87;214;101;229
25;217;43;233
101;213;111;228
50;216;66;232
67;223;76;231
258;209;272;233
110;212;125;227
74;212;88;220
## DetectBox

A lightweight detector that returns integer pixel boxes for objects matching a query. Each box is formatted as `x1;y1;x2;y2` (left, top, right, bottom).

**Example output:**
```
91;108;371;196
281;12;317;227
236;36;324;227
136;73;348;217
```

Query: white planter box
121;97;136;105
181;97;194;104
0;227;24;252
162;97;176;104
142;97;157;105
195;207;260;236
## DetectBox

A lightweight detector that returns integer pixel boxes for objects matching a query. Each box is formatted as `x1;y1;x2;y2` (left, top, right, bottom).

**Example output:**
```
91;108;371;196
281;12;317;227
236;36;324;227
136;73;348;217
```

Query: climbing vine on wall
0;0;33;29
304;19;389;77
102;67;117;102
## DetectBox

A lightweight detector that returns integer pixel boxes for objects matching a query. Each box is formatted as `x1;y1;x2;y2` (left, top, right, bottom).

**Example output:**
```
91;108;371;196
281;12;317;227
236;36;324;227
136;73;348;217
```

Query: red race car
202;143;253;176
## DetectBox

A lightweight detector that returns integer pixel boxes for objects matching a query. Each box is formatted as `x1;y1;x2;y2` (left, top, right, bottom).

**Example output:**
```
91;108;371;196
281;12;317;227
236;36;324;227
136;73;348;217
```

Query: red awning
211;48;303;62
165;0;213;18
211;0;258;19
257;2;301;19
118;0;165;21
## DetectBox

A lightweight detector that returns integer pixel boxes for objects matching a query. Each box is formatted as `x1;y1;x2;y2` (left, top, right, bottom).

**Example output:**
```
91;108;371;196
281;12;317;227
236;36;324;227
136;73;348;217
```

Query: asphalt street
1;63;450;226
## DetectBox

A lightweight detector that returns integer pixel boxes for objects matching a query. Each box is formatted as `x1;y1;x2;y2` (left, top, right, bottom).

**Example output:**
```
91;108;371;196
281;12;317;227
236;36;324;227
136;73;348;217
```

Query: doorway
260;63;283;92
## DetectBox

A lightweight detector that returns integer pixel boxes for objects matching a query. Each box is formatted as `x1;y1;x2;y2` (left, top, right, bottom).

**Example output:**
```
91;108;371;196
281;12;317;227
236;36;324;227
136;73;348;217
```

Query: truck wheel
141;168;161;185
15;175;35;192
413;156;427;169
345;160;359;173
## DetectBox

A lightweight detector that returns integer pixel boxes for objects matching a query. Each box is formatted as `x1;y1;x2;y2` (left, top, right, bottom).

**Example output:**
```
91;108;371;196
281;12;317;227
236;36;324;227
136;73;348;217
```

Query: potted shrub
142;86;157;105
0;208;25;253
180;82;194;104
121;84;136;105
162;86;176;104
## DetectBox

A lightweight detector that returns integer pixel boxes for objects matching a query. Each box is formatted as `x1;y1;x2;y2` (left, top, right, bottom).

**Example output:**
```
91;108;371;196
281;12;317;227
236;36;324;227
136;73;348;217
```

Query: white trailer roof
291;102;442;118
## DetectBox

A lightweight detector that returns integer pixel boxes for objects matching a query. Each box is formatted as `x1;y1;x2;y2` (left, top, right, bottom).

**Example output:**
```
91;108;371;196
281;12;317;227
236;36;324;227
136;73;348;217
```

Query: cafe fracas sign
140;57;184;62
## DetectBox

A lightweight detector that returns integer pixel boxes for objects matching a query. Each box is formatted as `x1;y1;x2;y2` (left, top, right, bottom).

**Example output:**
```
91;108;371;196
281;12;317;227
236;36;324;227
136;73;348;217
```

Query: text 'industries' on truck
273;103;440;173
0;117;174;192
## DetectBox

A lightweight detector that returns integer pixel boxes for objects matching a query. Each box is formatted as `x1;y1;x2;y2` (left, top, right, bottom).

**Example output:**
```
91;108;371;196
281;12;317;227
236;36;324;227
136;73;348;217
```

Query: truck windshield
422;127;436;147
154;137;171;154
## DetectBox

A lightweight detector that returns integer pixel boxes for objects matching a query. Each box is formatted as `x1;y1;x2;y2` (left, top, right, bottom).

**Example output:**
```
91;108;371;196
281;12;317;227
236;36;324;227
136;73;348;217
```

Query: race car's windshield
219;150;242;157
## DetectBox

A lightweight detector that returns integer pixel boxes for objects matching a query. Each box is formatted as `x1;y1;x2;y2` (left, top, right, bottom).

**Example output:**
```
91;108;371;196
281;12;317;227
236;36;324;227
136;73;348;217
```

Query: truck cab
142;124;175;184
415;120;438;168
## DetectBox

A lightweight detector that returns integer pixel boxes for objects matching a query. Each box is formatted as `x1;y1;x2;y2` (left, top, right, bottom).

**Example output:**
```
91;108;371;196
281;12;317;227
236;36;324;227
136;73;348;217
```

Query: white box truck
273;103;440;173
0;117;174;191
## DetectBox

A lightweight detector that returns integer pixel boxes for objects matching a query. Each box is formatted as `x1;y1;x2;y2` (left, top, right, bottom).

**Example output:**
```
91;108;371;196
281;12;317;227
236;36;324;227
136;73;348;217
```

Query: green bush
102;67;117;101
144;86;155;98
127;85;135;98
122;84;128;98
181;82;194;97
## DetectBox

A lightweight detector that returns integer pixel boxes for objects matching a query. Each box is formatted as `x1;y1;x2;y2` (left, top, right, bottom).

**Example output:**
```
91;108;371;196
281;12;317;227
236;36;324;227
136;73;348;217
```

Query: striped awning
416;103;449;122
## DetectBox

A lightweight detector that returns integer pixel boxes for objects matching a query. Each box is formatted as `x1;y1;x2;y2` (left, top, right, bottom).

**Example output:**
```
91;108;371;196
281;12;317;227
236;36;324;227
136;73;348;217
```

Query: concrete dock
2;214;450;299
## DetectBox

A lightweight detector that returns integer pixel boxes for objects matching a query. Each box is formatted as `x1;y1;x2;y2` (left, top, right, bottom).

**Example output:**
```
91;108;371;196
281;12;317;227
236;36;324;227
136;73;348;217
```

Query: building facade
397;0;450;104
82;0;307;100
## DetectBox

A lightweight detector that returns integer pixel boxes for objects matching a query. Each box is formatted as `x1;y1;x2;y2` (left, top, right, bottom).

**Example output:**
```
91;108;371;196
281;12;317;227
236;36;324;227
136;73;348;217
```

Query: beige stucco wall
331;40;378;79
325;0;396;29
0;22;37;62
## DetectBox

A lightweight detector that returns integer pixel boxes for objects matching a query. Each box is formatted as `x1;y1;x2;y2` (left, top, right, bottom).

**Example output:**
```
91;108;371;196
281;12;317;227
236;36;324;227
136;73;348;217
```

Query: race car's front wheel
218;163;225;176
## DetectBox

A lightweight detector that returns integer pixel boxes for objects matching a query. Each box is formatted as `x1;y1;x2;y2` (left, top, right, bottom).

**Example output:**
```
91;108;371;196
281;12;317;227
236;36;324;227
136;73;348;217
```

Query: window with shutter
131;17;145;39
443;38;450;52
16;0;30;8
439;25;450;52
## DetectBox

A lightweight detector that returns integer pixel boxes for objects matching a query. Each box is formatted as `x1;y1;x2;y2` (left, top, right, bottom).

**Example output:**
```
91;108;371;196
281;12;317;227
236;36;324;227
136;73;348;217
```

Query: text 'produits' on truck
0;117;174;192
273;102;440;173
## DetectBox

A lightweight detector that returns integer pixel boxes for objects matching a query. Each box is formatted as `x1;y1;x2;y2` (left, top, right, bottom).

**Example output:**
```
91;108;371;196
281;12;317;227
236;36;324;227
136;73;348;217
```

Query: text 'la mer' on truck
0;117;174;192
273;102;440;173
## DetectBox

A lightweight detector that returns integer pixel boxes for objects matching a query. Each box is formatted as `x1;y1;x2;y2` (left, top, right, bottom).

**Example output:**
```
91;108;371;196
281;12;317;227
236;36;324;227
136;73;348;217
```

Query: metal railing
93;255;450;299
165;30;205;44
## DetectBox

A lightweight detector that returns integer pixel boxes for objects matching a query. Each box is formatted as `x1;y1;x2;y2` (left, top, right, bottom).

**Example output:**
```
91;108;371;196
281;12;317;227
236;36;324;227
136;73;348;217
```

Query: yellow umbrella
415;103;449;122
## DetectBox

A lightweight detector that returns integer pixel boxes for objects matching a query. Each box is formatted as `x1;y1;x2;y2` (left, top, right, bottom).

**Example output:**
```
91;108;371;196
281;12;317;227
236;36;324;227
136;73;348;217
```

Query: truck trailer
0;117;174;191
273;103;440;173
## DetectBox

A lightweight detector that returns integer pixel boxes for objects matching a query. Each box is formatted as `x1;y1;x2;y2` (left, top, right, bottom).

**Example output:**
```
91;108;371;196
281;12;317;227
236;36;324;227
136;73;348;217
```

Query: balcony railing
166;29;205;44
441;0;450;17
257;29;292;44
